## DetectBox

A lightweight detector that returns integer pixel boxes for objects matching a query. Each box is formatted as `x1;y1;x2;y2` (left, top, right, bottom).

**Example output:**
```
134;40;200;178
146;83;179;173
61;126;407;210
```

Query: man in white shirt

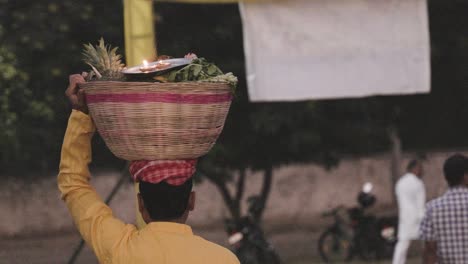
392;159;426;264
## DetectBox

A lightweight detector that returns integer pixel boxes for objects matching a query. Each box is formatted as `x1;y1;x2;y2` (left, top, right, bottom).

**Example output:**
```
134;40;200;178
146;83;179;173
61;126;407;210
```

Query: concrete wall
0;150;459;237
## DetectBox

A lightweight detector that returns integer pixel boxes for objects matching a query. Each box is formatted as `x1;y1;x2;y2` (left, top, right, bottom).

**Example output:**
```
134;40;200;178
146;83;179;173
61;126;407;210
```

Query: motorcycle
225;196;282;264
318;183;398;263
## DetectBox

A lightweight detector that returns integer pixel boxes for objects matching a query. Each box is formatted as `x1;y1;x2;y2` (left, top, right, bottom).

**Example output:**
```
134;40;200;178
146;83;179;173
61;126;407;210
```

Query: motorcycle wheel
259;248;282;264
236;246;260;264
378;242;396;259
318;229;352;263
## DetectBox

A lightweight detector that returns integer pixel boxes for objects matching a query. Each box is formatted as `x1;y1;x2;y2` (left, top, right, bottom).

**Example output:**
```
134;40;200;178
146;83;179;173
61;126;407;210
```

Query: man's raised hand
65;73;88;114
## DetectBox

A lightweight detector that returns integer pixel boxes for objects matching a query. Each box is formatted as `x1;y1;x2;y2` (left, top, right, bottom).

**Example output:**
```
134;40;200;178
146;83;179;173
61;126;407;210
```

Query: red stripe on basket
98;128;222;138
86;93;232;104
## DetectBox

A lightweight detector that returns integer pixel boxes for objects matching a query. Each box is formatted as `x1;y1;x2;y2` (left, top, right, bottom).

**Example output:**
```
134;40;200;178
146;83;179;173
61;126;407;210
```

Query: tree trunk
204;166;274;225
204;169;246;221
233;169;246;219
389;125;402;205
205;173;238;219
254;166;273;223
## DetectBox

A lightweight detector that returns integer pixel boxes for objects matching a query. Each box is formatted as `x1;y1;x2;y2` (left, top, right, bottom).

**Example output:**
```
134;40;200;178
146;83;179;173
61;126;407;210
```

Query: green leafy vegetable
165;58;237;92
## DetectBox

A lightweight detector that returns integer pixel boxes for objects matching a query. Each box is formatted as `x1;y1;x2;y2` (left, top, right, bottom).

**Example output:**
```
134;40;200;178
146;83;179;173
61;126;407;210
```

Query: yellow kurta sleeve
58;110;136;263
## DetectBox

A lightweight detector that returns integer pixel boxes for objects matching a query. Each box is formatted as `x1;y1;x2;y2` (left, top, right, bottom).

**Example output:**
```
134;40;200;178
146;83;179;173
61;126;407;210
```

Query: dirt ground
0;227;421;264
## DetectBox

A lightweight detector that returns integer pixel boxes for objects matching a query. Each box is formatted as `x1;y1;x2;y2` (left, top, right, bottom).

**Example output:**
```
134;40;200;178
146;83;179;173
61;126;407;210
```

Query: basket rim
79;81;232;93
79;80;232;85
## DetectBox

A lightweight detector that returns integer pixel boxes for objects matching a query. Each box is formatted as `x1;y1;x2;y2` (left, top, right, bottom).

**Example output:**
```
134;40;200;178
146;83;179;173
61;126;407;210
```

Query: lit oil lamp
155;60;171;69
139;60;157;72
139;59;172;72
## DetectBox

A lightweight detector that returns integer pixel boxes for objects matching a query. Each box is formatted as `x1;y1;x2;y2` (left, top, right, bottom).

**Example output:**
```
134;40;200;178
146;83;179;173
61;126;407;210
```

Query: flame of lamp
139;60;157;72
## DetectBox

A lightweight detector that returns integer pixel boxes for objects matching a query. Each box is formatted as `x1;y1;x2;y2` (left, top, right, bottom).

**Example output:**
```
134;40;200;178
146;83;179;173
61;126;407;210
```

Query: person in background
392;159;426;264
59;74;240;264
420;154;468;264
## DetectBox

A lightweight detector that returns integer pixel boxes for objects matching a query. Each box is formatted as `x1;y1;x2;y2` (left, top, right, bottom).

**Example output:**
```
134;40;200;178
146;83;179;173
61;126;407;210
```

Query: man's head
137;179;195;223
407;159;423;177
443;154;468;187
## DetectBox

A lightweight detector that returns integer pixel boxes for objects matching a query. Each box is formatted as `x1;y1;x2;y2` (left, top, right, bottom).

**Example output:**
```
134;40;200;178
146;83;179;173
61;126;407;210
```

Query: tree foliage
0;0;125;174
0;45;46;164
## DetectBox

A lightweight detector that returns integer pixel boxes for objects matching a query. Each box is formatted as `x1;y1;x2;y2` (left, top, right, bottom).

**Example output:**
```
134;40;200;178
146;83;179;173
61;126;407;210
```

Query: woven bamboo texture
81;81;232;161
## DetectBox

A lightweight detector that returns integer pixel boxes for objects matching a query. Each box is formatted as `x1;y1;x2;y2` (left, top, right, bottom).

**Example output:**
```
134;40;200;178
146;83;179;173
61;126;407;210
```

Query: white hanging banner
240;0;431;102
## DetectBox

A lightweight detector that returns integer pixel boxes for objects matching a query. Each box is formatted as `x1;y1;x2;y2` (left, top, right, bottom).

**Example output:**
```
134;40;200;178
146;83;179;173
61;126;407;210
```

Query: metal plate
122;58;191;76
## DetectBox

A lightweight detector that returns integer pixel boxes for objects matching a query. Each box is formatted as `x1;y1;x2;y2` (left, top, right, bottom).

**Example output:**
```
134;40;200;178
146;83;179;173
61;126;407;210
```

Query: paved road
0;227;314;264
0;228;421;264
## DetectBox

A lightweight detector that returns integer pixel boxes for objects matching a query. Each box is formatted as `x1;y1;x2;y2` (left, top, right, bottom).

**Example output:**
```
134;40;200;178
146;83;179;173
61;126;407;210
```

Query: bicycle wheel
355;234;380;261
318;229;352;263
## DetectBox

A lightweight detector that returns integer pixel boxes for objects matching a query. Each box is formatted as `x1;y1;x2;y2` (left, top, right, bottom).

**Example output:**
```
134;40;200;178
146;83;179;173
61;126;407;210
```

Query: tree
198;101;339;223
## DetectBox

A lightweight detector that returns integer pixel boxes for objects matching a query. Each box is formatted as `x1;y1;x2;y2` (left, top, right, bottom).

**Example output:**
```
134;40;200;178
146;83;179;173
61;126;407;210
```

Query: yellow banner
155;0;238;2
124;0;157;67
154;0;272;3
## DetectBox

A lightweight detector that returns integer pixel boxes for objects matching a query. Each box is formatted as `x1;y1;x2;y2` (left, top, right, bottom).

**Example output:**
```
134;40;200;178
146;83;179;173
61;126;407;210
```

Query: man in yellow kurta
59;74;240;264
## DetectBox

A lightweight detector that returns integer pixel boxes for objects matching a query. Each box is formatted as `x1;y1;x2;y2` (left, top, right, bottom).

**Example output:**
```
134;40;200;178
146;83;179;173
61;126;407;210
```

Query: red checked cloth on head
129;160;197;186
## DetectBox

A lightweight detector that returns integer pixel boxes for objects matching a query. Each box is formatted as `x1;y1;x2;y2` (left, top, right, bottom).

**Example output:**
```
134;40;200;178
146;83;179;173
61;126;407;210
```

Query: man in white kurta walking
392;159;426;264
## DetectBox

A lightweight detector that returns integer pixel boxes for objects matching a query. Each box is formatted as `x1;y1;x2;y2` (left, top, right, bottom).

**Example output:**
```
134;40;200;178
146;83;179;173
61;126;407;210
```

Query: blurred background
0;0;467;263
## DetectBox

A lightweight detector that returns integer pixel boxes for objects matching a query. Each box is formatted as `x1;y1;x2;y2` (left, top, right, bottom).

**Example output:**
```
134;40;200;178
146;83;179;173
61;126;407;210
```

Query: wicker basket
80;81;232;161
